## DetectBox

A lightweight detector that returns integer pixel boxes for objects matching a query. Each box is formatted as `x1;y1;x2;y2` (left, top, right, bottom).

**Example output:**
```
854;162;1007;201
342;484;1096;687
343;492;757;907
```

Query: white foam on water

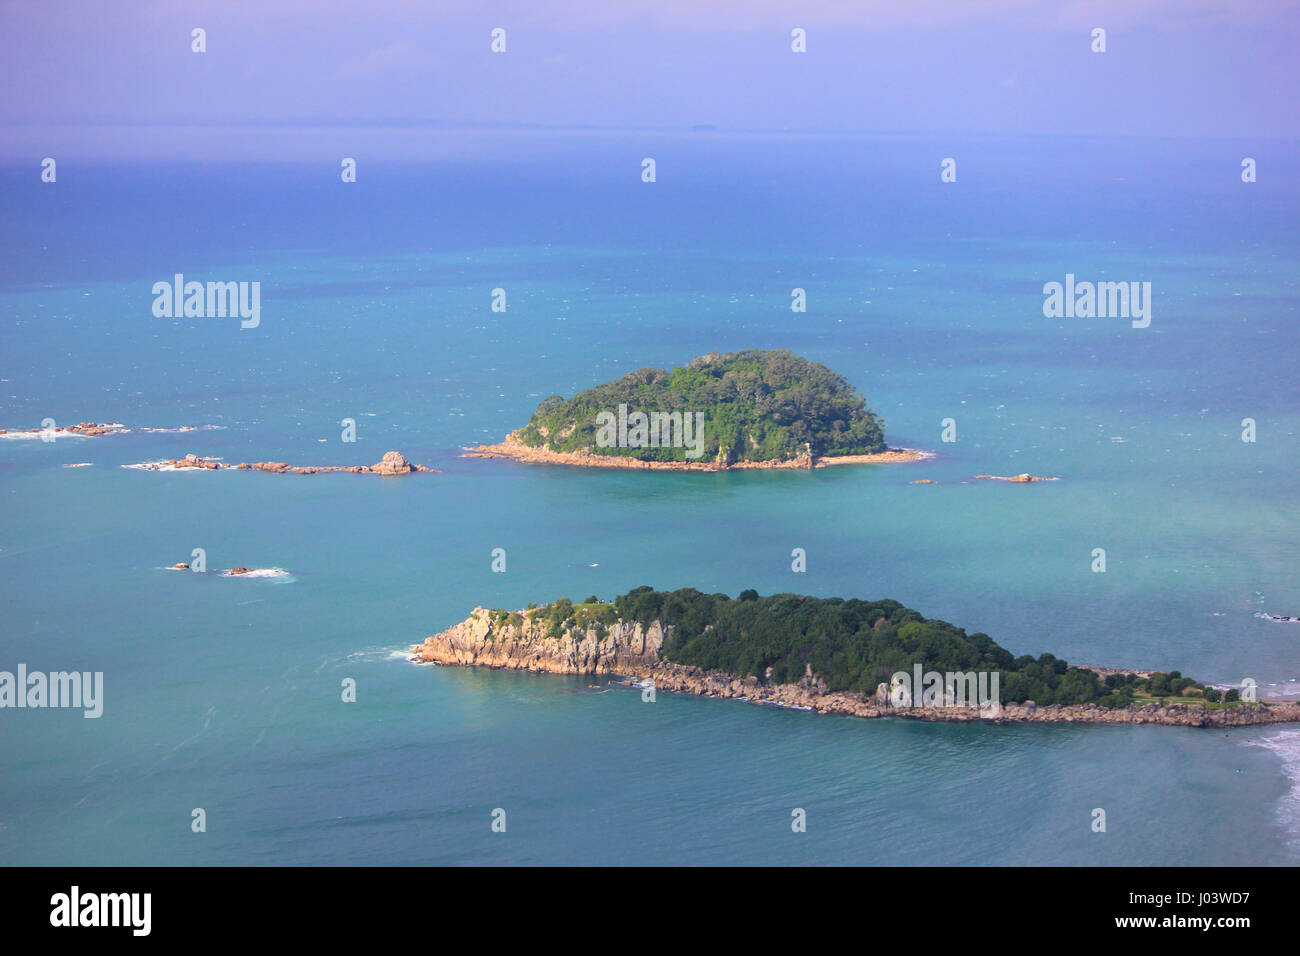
123;457;223;471
1;423;129;441
336;647;409;663
1245;729;1300;851
219;568;293;580
139;424;225;433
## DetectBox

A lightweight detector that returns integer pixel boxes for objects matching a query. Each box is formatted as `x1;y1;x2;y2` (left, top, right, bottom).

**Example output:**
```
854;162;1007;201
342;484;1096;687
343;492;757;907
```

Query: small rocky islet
0;421;219;438
129;450;435;475
167;563;287;577
0;420;433;476
0;421;128;437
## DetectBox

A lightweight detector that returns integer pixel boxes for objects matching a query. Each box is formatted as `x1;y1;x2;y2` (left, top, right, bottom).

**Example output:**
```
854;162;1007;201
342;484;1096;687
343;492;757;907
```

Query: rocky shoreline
464;434;930;471
127;450;436;475
411;606;1300;729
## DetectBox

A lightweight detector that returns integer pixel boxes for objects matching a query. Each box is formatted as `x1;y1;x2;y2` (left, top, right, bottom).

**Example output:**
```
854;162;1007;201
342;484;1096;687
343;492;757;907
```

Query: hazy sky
1;0;1296;158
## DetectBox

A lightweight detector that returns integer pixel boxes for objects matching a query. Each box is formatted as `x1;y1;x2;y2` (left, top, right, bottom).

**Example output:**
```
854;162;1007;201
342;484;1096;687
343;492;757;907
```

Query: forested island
466;349;928;469
411;588;1298;728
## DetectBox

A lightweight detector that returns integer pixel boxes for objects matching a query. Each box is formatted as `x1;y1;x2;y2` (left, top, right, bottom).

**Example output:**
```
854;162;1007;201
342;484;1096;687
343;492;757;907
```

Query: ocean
1;131;1297;864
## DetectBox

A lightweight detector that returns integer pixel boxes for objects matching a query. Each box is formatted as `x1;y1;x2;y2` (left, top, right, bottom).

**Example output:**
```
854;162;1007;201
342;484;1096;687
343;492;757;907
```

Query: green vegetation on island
515;349;887;463
498;587;1223;709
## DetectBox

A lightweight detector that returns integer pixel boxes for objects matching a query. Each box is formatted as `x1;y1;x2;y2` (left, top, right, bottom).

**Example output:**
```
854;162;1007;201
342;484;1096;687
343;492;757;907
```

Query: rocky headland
411;605;1300;729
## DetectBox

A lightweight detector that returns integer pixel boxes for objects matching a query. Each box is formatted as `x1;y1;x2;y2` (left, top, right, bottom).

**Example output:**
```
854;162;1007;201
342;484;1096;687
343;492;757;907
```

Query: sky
0;0;1297;159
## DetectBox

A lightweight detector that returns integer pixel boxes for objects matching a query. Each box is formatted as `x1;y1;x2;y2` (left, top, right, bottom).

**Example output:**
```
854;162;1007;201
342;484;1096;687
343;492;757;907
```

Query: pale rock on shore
464;432;930;472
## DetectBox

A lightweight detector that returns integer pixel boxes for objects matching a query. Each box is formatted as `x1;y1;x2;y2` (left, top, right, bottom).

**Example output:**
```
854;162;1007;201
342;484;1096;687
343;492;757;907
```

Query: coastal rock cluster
166;562;285;577
0;422;127;437
413;607;1300;729
132;450;435;474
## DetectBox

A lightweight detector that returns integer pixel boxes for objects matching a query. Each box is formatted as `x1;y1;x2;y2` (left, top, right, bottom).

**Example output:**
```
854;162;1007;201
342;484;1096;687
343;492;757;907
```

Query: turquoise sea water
1;133;1298;864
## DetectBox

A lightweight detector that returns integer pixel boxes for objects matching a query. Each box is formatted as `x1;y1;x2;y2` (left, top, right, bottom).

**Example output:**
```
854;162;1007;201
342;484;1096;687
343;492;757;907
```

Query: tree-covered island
467;349;929;469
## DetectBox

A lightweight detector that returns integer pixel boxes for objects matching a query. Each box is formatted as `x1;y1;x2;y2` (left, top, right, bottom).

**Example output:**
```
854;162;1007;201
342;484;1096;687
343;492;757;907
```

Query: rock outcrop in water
129;450;436;474
371;450;420;475
0;422;223;438
0;422;128;437
412;606;1300;729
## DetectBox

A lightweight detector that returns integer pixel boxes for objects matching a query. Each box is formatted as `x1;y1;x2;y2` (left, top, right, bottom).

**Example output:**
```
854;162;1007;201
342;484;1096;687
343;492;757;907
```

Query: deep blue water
1;133;1298;864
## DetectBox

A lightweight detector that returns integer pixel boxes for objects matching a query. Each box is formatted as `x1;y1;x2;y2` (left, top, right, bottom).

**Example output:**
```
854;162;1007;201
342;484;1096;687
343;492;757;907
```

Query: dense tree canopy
514;587;1209;708
515;349;887;462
